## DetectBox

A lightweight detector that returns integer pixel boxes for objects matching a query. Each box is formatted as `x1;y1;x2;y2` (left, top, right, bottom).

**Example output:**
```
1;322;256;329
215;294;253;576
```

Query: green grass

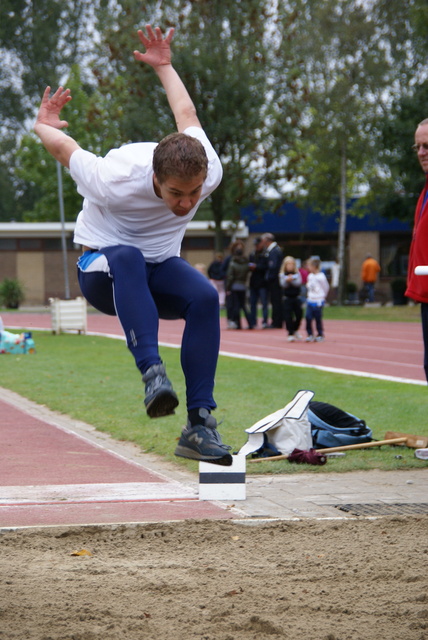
219;303;421;323
226;304;420;323
323;304;420;323
1;330;426;475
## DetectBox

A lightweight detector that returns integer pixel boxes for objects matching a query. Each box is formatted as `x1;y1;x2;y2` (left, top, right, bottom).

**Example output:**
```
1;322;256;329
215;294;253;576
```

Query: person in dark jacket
207;253;226;307
279;256;303;341
226;243;253;329
261;233;284;328
248;237;269;328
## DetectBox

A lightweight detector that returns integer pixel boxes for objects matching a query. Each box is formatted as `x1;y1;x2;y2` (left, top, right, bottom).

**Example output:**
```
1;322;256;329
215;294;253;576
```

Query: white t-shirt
306;272;330;305
70;127;222;263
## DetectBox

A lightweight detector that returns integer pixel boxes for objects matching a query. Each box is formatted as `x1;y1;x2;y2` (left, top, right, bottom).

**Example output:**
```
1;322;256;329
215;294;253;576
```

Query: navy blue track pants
77;245;220;410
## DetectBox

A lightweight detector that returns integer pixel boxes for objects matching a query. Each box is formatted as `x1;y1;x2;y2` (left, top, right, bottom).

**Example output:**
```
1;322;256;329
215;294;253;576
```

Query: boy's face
153;172;205;217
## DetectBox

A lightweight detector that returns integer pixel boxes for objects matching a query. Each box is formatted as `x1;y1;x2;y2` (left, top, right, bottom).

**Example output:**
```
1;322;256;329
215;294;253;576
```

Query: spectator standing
361;253;381;303
208;253;226;308
305;257;330;342
261;233;283;328
223;240;240;328
279;256;303;341
226;243;253;330
248;237;269;329
405;117;428;382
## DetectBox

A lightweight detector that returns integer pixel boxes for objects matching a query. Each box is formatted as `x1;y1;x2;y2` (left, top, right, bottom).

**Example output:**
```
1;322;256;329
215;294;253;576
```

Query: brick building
0;221;248;305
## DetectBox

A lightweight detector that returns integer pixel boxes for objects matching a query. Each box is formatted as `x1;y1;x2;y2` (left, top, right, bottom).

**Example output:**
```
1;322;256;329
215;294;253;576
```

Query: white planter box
50;297;87;334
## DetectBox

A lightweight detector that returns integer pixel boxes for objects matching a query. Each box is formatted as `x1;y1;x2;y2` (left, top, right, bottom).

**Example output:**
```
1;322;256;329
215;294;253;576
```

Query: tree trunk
211;189;226;253
337;142;347;305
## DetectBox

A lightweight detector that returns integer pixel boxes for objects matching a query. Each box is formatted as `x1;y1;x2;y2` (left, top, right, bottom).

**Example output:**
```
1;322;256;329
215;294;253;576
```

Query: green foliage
15;65;123;221
93;0;275;248
2;0;428;238
270;0;424;303
390;277;408;305
0;0;99;118
273;0;418;211
323;303;420;323
0;0;103;221
354;0;428;224
345;281;357;294
376;81;428;223
0;278;25;308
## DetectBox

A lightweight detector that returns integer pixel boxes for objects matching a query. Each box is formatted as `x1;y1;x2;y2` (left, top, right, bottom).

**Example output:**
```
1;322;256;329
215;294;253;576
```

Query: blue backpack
308;400;372;449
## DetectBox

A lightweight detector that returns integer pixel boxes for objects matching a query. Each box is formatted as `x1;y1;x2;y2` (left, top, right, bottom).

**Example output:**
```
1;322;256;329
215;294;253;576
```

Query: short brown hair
153;133;208;183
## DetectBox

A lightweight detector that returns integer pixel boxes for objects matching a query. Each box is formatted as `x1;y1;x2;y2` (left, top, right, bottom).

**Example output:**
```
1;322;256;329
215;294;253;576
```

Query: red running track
0;391;235;527
2;311;426;384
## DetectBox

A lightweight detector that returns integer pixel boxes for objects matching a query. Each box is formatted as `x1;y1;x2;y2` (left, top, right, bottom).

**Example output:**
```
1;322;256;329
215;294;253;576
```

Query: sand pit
1;516;427;639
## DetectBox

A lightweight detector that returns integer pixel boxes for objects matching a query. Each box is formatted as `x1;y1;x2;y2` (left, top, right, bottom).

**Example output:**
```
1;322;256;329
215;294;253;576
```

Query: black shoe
175;411;233;466
142;363;179;418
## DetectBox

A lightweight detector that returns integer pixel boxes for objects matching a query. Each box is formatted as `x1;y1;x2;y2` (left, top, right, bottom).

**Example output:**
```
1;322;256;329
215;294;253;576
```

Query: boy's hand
36;86;72;130
134;24;175;68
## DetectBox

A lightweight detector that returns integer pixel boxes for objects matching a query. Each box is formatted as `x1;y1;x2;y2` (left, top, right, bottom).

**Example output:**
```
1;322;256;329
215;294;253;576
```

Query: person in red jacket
406;117;428;382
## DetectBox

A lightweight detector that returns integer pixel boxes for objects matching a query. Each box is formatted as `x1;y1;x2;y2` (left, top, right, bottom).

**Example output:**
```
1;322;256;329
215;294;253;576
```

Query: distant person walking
305;257;329;342
361;254;381;303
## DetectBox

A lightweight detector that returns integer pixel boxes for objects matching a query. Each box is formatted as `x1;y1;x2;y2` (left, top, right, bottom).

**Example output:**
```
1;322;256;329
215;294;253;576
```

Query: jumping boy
33;23;232;466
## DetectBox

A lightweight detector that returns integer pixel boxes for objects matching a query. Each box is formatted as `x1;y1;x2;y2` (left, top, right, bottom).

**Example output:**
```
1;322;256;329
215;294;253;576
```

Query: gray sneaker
175;411;232;466
142;363;179;418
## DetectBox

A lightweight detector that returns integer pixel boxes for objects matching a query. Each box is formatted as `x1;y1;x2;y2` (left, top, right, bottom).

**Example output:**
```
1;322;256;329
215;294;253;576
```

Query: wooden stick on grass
248;437;408;463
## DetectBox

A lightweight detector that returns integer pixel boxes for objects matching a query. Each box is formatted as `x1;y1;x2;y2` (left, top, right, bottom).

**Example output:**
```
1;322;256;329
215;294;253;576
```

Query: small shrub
346;281;357;294
0;278;25;309
390;277;407;306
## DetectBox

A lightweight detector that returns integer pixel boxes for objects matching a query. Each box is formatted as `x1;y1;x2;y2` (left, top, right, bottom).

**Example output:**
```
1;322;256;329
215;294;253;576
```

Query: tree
375;0;428;222
272;0;420;303
92;0;275;250
15;65;122;221
0;0;103;221
374;82;428;223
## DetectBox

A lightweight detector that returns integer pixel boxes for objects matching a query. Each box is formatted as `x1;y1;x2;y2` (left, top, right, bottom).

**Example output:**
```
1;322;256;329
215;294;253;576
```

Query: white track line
0;482;196;505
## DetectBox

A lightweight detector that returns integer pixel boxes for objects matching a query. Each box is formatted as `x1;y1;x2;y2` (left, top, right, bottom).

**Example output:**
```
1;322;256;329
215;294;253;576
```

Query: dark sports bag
308;400;372;449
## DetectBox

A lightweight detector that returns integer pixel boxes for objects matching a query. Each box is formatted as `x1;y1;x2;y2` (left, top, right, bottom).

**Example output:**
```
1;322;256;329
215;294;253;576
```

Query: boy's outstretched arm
134;24;201;132
34;86;80;168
